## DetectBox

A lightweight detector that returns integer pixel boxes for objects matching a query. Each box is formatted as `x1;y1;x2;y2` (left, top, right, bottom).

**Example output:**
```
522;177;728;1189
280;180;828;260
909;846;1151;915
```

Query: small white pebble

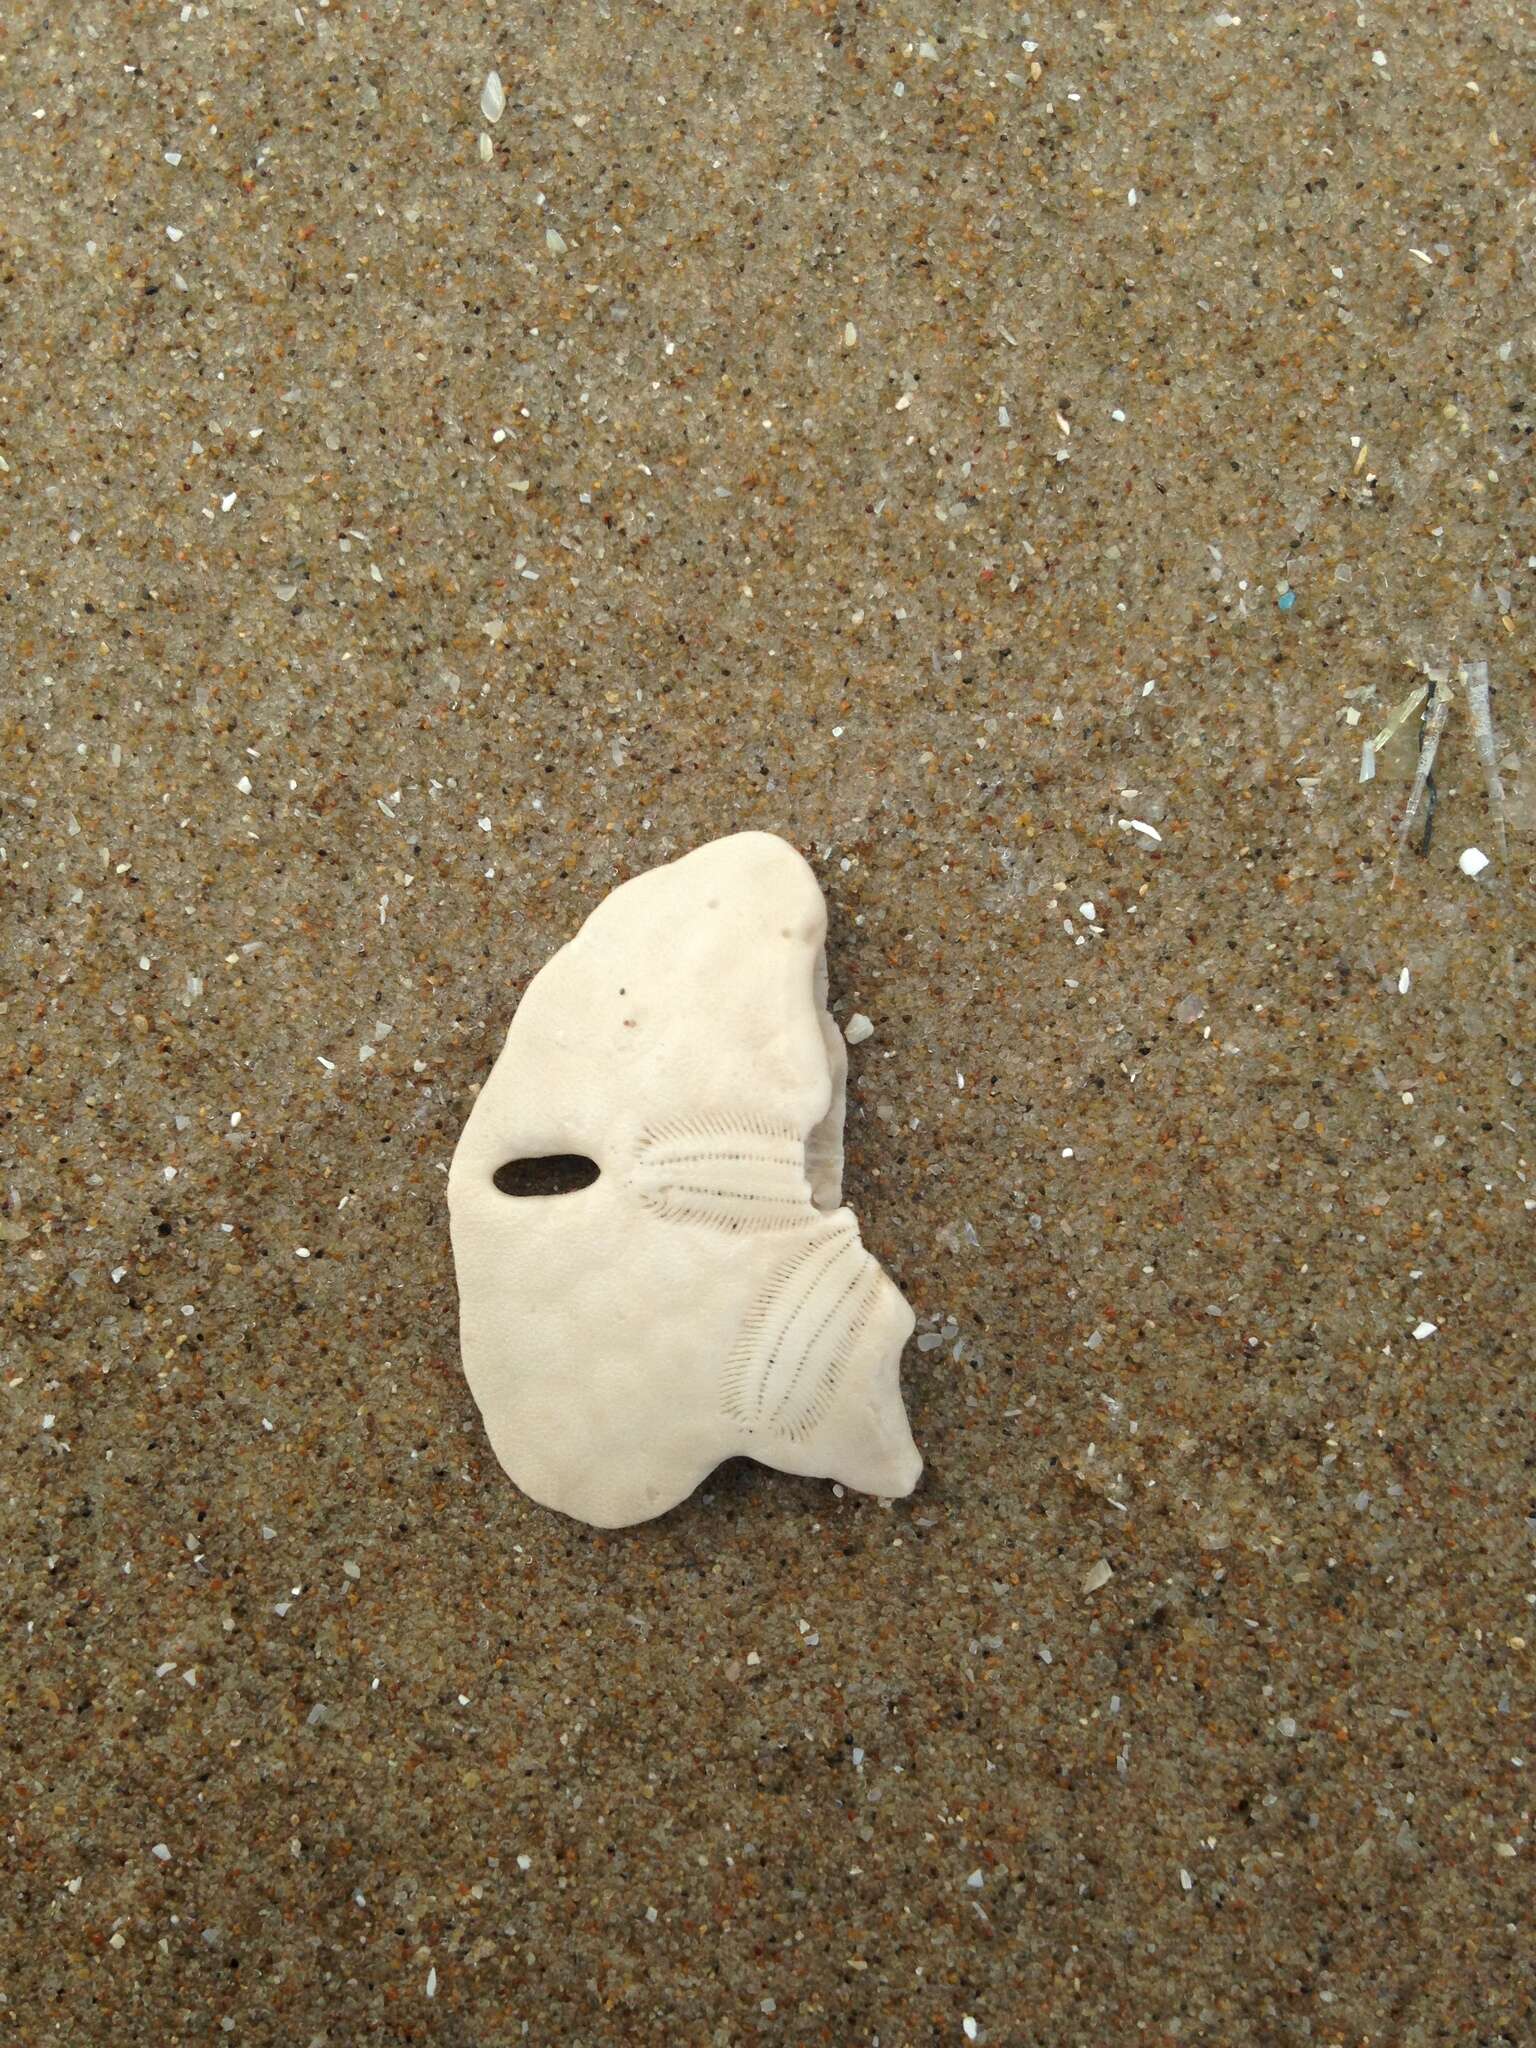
894;392;912;411
1277;1716;1298;1738
1412;1320;1437;1341
1078;901;1096;922
426;1966;437;1998
516;1853;532;1871
843;321;857;348
844;1012;875;1045
342;1560;361;1580
294;1247;311;1260
1082;1559;1113;1594
480;70;505;123
1458;846;1490;877
165;225;184;242
151;1843;172;1862
963;2019;979;2042
236;774;252;794
1120;818;1162;842
1398;966;1410;995
545;226;568;255
1180;1867;1193;1891
478;132;493;162
965;1868;984;1889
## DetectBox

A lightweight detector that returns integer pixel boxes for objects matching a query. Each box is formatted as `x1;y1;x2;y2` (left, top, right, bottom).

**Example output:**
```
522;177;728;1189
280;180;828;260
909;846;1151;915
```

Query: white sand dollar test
448;831;921;1528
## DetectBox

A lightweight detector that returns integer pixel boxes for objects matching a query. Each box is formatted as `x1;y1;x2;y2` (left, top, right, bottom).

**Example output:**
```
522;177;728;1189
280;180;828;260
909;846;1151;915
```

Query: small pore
492;1154;600;1198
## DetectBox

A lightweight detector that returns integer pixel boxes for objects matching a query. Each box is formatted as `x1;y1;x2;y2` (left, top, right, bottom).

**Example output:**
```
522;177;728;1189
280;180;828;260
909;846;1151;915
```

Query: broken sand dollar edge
447;830;921;1528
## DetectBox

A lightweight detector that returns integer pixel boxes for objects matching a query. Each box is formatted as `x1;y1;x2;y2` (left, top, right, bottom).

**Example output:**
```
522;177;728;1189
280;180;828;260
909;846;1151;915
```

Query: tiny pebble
844;1012;875;1044
1458;846;1490;877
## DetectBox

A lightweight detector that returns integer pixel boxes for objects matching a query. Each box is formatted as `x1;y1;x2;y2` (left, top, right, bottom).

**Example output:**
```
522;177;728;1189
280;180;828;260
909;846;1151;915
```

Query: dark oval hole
492;1154;601;1198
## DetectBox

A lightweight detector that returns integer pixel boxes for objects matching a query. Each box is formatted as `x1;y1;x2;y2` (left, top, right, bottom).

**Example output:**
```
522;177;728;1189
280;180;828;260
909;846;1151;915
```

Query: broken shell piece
1458;846;1490;878
448;831;921;1528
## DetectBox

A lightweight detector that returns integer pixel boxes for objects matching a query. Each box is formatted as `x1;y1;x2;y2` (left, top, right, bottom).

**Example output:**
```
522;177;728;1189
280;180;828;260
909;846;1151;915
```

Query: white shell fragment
480;70;505;123
844;1012;875;1045
448;831;921;1527
1458;846;1490;878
